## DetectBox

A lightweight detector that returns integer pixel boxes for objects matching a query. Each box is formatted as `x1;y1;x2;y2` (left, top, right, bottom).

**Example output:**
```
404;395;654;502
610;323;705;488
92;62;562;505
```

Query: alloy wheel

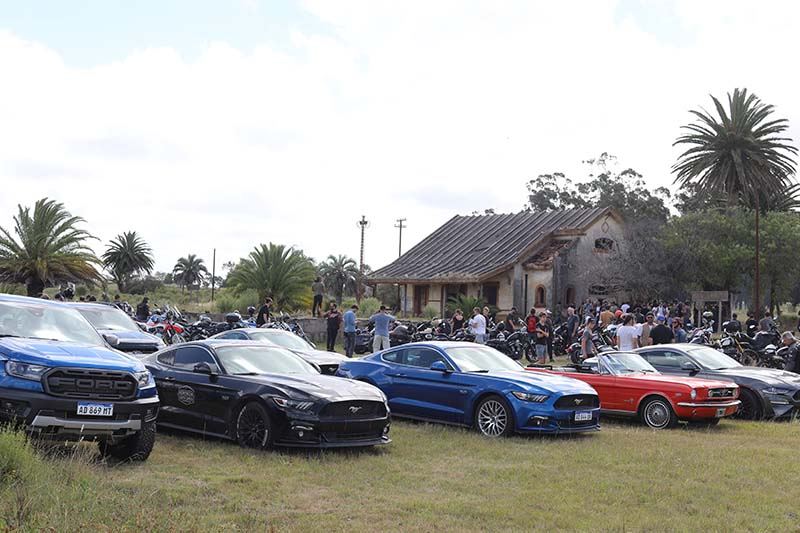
477;400;508;437
237;406;270;448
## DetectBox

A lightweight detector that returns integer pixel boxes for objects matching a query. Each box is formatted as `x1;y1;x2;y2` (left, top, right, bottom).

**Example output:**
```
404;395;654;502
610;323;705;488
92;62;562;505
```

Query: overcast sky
1;0;798;274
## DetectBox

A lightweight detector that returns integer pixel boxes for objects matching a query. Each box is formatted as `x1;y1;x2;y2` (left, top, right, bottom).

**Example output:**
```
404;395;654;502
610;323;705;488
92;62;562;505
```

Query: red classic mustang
526;352;741;429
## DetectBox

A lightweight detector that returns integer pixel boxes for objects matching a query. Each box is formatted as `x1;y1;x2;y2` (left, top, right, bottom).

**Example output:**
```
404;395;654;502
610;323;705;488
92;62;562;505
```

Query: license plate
574;411;592;422
77;403;114;417
716;408;726;418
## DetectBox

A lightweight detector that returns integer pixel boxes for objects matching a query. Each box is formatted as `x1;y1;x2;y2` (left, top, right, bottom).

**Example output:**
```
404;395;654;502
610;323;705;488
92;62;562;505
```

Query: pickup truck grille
44;368;137;401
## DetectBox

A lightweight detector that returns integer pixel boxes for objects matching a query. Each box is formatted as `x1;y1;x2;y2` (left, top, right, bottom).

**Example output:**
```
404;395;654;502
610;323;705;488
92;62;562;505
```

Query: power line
394;218;406;258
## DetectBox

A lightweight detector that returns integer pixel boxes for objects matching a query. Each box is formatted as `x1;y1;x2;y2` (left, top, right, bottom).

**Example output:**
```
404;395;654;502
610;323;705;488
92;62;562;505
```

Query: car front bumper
274;414;392;448
675;400;741;420
508;395;601;434
0;387;159;443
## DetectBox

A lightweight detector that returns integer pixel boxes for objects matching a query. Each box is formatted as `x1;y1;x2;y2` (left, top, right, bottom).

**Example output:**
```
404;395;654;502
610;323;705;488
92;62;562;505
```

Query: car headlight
512;391;549;403
134;371;152;387
690;389;697;400
763;387;791;395
5;361;49;381
272;397;315;410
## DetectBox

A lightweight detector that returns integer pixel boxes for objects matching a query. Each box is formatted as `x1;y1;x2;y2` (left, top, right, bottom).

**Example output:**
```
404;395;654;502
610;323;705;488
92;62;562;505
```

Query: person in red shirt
525;308;538;361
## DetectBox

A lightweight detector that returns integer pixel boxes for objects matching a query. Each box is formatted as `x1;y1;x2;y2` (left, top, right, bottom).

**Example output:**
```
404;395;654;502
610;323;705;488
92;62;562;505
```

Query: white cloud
0;1;798;275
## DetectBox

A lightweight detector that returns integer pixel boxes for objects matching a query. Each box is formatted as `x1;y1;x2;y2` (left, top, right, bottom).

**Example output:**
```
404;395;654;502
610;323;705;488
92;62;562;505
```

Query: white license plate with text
77;403;114;417
574;411;592;422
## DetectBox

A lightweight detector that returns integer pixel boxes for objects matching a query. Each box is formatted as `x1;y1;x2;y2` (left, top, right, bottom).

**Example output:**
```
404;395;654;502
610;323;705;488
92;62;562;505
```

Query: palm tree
318;255;360;304
0;198;101;296
172;254;208;291
102;231;155;292
673;88;798;318
227;243;315;309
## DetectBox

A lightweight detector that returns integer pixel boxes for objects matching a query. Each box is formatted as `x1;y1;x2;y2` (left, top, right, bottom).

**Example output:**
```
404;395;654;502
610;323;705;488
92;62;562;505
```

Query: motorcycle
751;328;784;368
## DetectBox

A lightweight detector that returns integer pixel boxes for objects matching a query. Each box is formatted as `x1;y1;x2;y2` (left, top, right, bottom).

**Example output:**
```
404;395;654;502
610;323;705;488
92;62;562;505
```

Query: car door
150;349;183;425
586;359;622;411
168;345;233;434
389;347;468;423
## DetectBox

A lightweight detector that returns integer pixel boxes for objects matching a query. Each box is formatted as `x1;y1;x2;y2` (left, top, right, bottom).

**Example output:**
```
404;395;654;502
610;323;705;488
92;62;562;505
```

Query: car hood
289;349;347;366
245;372;385;401
97;328;163;346
485;370;597;395
0;338;144;373
614;373;737;389
711;367;800;388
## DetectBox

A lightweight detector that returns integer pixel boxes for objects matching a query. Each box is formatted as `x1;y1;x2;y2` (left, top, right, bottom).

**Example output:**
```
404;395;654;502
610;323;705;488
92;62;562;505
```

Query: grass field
2;417;800;532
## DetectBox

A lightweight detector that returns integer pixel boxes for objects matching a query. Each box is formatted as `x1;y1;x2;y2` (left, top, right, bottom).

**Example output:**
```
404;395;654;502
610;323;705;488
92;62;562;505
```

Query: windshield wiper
233;372;261;376
467;369;490;373
0;334;22;338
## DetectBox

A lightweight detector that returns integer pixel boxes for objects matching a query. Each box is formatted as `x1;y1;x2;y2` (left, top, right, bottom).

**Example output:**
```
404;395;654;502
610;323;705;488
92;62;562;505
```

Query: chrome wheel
477;399;508;437
642;399;673;429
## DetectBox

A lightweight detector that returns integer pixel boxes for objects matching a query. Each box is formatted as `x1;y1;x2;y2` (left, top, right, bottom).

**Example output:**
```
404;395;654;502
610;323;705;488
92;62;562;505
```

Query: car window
381;349;401;364
222;331;248;340
403;347;449;369
173;346;218;371
643;350;686;368
157;349;175;365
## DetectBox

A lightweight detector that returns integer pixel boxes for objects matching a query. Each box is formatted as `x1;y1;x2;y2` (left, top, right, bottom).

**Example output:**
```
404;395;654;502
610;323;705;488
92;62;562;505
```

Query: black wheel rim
237;407;269;448
738;394;757;419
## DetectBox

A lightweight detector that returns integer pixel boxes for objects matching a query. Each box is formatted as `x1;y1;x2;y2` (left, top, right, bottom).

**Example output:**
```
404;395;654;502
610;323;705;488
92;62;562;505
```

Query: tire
639;397;678;430
736;388;763;420
235;401;274;449
99;420;156;462
474;395;514;438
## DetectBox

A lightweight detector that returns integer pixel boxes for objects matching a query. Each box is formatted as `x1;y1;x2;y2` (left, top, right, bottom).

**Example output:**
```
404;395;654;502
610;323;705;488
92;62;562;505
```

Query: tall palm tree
227;243;315;309
102;231;155;292
0;198;101;296
318;255;360;304
172;254;208;291
673;88;798;318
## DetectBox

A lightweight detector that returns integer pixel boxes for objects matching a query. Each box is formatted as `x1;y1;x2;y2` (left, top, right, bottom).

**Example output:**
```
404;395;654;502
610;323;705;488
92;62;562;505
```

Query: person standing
673;319;687;343
535;312;551;364
482;306;492;328
639;312;655;347
649;315;674;345
581;317;597;360
545;311;555;362
599;305;613;328
324;303;342;352
311;277;325;317
615;314;639;351
451;309;466;331
781;332;799;373
525;308;538;361
370;305;396;352
566;306;579;344
256;297;273;327
136;297;150;321
342;304;358;357
470;307;487;344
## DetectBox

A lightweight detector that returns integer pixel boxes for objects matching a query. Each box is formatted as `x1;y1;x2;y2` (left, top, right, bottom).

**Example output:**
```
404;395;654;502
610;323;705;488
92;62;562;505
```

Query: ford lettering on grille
44;369;137;400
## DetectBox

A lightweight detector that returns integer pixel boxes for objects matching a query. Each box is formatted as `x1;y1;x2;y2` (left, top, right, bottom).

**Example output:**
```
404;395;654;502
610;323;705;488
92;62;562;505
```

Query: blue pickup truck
0;294;159;461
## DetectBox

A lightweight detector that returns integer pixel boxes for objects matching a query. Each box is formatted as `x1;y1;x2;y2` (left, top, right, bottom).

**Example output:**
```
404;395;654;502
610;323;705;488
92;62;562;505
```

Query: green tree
527;153;671;224
673;89;797;317
172;254;208;291
227;243;315;309
318;255;360;304
101;231;155;292
0;198;101;296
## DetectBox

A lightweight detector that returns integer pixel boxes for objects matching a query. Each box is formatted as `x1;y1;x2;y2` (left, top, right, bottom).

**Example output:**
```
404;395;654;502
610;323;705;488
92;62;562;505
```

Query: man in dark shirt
745;312;758;335
649;315;674;345
781;332;800;373
136;297;150;321
256;297;273;327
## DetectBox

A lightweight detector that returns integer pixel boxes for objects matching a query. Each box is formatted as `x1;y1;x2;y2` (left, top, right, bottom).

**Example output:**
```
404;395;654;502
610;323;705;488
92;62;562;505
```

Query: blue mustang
336;341;600;437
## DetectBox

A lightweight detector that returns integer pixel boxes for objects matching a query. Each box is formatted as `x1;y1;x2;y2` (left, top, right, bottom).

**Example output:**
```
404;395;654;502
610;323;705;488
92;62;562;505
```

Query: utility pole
356;216;370;303
211;248;216;302
394;218;406;314
395;218;406;257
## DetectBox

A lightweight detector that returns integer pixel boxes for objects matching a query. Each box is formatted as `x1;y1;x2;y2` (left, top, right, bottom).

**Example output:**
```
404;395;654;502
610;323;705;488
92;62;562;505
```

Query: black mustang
636;343;800;420
144;340;391;448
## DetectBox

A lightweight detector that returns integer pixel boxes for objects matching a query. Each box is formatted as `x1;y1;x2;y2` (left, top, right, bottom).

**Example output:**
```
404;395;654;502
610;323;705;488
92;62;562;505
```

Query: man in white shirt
620;303;630;314
615;314;640;351
469;307;487;344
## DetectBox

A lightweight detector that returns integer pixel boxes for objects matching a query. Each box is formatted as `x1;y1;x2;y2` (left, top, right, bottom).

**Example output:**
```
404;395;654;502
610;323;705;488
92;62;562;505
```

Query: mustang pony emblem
574;398;583;405
349;406;362;414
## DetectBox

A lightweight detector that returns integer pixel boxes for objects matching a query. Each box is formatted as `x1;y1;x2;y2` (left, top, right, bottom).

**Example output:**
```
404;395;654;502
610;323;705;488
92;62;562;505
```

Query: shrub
421;304;440;320
215;289;259;314
357;297;382;318
445;295;486;316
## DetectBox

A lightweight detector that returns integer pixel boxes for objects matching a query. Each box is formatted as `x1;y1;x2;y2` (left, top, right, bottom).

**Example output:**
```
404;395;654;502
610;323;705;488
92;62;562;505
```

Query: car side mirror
680;361;699;372
430;360;451;373
103;333;120;347
193;362;215;375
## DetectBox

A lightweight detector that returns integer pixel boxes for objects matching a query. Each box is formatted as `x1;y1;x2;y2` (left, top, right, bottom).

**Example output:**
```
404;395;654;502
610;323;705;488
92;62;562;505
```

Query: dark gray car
636;343;800;420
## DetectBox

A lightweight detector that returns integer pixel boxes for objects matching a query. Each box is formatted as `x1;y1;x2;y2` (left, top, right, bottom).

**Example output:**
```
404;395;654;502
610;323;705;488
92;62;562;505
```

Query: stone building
369;207;625;316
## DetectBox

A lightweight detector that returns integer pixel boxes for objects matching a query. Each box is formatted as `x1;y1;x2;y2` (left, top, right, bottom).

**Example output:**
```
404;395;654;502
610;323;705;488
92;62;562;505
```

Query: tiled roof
370;207;613;283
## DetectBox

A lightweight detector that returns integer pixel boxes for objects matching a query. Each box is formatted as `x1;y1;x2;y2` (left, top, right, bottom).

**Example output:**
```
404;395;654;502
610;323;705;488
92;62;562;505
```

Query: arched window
595;238;614;252
565;286;576;307
534;286;546;307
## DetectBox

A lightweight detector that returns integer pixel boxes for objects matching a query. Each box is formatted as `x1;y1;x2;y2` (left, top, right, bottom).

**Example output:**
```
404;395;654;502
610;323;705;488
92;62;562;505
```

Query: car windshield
445;345;523;372
249;331;312;351
215;345;317;375
600;353;658;375
685;346;742;370
76;306;139;332
0;301;105;346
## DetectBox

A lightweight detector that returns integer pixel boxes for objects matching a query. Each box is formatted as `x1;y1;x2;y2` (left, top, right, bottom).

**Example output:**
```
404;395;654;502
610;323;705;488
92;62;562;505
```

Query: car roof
0;293;70;307
637;343;697;351
382;341;478;350
65;302;120;311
